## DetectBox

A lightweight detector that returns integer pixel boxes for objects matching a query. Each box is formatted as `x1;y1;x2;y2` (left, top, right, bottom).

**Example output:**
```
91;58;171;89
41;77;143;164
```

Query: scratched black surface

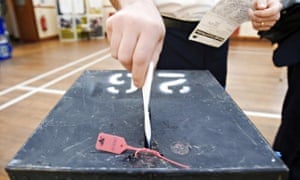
6;70;288;180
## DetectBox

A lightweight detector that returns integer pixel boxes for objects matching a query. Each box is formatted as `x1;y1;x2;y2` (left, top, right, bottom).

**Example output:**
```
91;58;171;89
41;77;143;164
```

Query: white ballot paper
189;0;251;47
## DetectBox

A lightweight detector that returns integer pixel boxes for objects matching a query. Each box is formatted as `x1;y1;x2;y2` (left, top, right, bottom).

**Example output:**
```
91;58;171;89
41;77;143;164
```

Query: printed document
189;0;251;47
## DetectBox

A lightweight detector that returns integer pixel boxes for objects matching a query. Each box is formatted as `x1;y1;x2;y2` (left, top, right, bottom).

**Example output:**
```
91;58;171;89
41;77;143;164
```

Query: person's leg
203;41;229;88
289;154;300;180
273;63;300;180
157;27;229;87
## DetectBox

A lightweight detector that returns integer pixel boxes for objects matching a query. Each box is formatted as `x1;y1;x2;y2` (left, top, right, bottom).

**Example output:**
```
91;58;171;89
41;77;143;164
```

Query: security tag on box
95;132;189;169
96;132;129;154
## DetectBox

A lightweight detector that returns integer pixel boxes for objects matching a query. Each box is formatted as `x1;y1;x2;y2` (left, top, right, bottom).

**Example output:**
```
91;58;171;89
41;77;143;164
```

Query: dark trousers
157;25;229;87
274;63;300;180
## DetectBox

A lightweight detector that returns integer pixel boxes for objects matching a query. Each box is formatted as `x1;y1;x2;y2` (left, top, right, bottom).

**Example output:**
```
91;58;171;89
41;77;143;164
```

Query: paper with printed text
189;0;251;47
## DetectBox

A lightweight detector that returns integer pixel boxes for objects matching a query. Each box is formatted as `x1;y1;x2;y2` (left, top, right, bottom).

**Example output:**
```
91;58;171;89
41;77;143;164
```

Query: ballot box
6;70;288;180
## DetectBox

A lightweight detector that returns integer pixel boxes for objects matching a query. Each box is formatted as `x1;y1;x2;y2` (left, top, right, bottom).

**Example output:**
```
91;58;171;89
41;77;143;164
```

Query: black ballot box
6;70;288;180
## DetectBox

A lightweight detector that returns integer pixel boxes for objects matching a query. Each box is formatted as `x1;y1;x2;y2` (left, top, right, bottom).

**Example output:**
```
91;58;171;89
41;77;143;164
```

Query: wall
4;0;20;38
32;0;58;39
56;0;105;41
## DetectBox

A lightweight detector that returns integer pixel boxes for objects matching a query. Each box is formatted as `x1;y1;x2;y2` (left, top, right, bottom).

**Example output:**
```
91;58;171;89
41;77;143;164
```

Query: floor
0;38;287;179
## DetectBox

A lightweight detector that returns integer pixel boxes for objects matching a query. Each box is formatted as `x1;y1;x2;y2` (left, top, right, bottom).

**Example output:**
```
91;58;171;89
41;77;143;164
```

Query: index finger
253;5;281;18
253;0;282;17
131;32;156;88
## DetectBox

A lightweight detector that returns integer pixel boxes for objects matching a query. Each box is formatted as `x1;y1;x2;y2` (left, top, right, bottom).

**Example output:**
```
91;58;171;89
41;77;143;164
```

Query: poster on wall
57;0;72;14
73;0;85;14
58;16;76;40
88;16;103;38
87;0;103;14
57;0;85;14
32;0;56;7
56;0;104;41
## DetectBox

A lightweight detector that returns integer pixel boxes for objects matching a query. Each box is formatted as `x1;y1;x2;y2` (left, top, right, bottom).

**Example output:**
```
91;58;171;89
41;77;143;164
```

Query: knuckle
134;52;147;65
144;21;165;38
276;14;281;20
111;51;118;59
118;54;131;65
133;78;143;88
106;17;112;26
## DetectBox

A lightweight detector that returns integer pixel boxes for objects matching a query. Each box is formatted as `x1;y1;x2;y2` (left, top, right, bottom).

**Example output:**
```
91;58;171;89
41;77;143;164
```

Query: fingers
253;0;282;18
248;9;277;30
249;0;282;31
131;43;163;88
105;0;165;88
252;19;276;30
254;0;267;10
106;16;121;60
107;18;163;88
118;27;139;72
106;16;162;88
131;26;162;87
106;13;139;72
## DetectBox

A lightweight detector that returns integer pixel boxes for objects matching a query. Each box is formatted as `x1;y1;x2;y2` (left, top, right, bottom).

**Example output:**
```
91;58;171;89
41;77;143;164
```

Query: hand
248;0;282;31
106;0;166;88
